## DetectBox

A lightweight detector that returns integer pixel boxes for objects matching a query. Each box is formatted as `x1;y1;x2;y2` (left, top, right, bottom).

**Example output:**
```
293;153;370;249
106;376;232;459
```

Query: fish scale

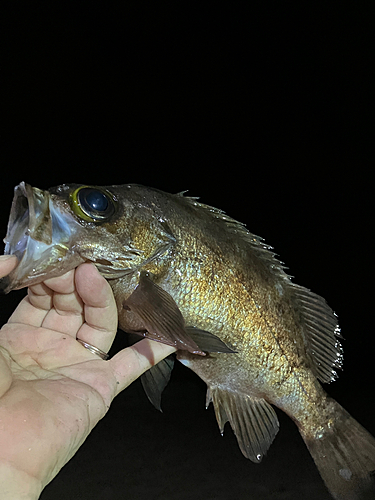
1;182;375;500
164;225;308;400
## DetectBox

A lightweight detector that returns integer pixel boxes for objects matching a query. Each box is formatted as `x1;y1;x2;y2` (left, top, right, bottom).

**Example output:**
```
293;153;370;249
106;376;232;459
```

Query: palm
0;264;119;486
0;260;175;491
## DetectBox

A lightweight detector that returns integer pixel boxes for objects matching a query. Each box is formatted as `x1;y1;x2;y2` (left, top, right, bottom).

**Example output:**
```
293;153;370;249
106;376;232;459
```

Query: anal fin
208;386;279;463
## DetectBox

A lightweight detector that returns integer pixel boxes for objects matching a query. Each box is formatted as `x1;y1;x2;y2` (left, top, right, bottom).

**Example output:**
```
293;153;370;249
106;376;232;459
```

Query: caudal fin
299;399;375;500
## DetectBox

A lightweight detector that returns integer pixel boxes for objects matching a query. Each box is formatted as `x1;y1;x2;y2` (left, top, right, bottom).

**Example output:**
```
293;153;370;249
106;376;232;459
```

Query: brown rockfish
1;182;375;500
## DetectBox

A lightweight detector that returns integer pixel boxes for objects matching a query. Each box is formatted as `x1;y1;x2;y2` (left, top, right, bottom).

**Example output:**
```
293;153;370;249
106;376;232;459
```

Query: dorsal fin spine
181;193;343;384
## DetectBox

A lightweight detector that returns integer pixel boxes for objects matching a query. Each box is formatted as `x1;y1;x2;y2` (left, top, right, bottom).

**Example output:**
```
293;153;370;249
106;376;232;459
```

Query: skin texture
0;255;175;499
2;184;375;499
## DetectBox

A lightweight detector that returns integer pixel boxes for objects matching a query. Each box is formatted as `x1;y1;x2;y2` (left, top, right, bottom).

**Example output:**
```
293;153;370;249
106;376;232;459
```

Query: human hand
0;255;175;499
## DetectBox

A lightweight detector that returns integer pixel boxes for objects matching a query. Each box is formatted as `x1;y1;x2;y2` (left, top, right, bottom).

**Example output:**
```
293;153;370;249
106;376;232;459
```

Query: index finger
8;269;83;333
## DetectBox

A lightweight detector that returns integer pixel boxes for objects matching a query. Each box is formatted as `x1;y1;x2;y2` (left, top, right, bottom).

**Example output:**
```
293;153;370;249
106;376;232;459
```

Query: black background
1;3;374;499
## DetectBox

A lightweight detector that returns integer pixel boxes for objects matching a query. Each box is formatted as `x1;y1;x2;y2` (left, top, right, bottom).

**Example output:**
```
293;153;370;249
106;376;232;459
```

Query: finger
0;348;12;397
43;268;76;294
7;294;50;327
109;340;176;395
74;263;118;352
39;270;85;336
8;281;54;326
8;269;84;336
40;291;84;336
0;255;18;278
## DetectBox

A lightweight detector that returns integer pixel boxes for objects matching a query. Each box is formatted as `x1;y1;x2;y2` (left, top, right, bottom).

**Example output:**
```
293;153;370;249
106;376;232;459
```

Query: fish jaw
1;182;84;292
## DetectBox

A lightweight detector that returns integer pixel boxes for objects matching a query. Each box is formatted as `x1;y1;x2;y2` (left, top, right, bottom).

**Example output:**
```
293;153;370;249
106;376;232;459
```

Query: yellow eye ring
70;186;116;222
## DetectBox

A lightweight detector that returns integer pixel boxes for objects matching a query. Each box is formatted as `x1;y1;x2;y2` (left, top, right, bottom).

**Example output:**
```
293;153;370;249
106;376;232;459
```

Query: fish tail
298;398;375;500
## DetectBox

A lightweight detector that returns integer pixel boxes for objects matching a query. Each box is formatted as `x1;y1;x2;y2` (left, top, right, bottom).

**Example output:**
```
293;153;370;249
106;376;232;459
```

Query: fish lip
1;182;77;292
3;182;34;261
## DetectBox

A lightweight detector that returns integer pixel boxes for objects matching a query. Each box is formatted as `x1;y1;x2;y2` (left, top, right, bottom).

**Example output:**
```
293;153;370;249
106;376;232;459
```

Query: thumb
109;339;176;395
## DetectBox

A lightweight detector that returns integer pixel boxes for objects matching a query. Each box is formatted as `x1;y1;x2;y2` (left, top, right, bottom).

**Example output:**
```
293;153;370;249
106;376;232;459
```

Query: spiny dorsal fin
181;195;291;281
207;386;279;463
181;194;343;383
291;284;343;383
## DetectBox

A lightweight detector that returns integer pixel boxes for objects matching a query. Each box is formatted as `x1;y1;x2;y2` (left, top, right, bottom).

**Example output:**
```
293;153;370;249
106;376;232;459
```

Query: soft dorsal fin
291;284;343;383
207;386;279;463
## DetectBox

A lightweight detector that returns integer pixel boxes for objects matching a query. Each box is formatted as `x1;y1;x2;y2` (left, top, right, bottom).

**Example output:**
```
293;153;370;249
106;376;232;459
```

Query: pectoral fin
207;386;279;463
123;271;205;355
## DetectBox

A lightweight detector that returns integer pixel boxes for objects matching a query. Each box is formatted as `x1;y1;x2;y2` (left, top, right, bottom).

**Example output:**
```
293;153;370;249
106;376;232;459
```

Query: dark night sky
1;3;374;499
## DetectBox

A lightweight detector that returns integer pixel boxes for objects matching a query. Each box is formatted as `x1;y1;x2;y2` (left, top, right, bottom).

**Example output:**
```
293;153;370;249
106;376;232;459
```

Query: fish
1;181;375;500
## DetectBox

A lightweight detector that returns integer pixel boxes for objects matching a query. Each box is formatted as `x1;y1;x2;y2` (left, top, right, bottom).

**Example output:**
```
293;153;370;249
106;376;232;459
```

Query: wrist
0;462;42;500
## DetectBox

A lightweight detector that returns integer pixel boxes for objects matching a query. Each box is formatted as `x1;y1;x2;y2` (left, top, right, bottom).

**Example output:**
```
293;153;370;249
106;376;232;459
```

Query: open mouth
1;182;77;292
4;183;39;259
4;182;55;261
5;195;29;260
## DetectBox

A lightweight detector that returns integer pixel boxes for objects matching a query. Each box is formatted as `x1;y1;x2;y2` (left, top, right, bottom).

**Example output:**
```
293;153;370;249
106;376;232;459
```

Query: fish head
1;182;143;293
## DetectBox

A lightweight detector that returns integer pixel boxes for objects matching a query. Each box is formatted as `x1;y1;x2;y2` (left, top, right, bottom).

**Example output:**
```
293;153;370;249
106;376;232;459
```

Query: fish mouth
1;182;80;293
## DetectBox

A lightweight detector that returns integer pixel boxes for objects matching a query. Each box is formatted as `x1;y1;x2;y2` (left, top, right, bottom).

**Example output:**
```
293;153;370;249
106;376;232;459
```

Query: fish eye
70;186;116;222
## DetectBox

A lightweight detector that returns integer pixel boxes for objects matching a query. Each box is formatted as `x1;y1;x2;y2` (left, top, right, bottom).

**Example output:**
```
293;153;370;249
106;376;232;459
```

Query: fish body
1;182;375;500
